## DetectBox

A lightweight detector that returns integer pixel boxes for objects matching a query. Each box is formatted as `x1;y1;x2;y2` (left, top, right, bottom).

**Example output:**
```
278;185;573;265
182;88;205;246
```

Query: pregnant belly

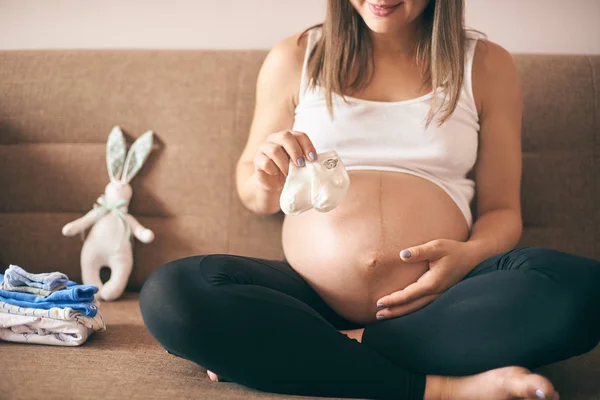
282;170;470;324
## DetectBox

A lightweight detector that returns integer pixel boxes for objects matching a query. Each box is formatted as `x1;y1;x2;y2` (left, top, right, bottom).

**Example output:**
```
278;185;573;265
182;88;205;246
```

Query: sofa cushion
0;50;284;290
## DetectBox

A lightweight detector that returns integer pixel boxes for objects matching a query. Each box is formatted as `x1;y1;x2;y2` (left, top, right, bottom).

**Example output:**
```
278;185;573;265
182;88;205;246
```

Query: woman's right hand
252;130;317;192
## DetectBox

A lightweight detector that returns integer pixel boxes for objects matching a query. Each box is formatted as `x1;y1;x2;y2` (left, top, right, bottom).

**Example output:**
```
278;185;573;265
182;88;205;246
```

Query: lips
367;1;403;9
367;1;403;17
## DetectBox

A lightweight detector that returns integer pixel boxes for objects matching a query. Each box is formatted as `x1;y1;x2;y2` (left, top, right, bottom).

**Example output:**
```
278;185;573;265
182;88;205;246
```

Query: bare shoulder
257;32;309;105
267;32;308;68
472;39;521;113
473;39;517;77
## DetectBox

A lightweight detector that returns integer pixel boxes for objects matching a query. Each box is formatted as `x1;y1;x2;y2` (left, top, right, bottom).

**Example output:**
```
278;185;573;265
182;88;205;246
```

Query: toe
207;370;219;382
513;373;556;399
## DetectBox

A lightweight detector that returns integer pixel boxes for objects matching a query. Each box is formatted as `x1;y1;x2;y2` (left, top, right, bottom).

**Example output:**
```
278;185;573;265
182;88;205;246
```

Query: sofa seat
1;292;599;400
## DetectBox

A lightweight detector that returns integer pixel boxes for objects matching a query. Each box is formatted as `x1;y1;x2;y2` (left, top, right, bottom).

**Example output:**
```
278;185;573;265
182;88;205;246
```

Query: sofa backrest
0;51;598;290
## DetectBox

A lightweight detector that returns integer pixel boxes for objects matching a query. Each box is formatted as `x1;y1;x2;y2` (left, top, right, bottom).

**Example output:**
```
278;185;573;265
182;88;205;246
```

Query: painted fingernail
308;151;316;161
377;303;386;308
535;389;546;399
400;249;411;258
376;315;386;320
297;157;305;167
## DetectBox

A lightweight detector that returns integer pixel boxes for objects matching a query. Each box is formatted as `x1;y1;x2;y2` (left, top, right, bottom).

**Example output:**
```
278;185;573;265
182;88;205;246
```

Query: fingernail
308;151;316;161
297;157;305;167
400;249;411;259
535;389;546;399
376;315;386;320
376;303;386;308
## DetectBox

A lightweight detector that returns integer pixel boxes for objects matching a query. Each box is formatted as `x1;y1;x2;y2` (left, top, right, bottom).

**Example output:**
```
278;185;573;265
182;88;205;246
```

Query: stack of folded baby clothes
0;264;106;346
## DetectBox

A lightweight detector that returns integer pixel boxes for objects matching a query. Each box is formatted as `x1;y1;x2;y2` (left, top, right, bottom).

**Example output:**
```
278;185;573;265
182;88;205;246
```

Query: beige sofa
0;50;599;399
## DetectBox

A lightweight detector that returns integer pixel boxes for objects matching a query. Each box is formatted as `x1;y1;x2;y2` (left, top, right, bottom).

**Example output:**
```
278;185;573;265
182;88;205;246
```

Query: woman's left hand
375;239;479;320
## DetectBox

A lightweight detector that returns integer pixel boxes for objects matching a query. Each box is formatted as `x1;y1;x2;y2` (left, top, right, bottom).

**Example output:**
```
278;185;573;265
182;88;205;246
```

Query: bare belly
282;171;469;324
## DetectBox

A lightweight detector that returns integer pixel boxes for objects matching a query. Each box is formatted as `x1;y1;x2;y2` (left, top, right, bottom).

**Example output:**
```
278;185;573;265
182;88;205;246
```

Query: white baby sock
279;161;314;216
279;150;350;215
307;151;350;213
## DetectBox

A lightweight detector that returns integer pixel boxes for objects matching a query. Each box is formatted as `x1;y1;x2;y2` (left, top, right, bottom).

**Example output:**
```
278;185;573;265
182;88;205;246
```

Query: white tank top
292;28;480;228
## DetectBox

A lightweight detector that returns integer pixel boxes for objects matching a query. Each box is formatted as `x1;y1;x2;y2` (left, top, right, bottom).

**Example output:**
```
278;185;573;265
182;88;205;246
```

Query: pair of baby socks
279;150;350;215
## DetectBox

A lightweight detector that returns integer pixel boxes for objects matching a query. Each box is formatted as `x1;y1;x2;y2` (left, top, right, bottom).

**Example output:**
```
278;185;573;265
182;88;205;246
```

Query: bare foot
428;366;558;400
340;328;365;343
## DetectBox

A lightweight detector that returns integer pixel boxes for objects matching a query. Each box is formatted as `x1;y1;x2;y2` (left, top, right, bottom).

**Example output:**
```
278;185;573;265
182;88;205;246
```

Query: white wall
0;0;599;54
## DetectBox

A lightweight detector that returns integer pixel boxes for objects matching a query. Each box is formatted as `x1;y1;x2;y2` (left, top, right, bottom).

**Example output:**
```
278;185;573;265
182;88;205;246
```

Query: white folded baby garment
0;313;95;346
0;300;106;332
280;150;350;215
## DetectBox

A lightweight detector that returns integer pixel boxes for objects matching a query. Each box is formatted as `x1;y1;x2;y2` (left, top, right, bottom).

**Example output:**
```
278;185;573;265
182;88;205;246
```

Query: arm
62;208;106;236
236;33;306;215
125;214;154;243
464;40;524;265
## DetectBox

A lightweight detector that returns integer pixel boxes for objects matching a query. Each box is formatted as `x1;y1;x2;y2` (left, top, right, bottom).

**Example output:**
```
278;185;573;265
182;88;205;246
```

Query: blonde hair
303;0;466;126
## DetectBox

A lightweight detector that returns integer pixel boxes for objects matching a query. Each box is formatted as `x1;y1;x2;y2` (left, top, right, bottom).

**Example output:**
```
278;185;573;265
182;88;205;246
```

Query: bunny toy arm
62;207;106;236
125;213;154;244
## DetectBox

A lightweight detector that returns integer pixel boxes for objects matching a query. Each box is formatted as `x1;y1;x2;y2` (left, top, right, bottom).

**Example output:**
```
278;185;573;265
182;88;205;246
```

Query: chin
362;20;404;35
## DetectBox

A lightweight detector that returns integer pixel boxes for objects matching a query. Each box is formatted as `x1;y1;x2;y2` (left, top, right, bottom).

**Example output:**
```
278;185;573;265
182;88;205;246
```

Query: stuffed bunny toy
62;126;155;301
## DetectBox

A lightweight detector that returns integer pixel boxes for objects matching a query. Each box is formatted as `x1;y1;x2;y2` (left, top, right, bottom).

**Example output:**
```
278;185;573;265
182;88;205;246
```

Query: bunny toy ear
121;130;154;183
106;126;127;182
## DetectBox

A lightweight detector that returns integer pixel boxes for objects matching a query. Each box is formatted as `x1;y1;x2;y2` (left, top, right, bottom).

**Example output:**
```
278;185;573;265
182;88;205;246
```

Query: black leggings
139;247;600;400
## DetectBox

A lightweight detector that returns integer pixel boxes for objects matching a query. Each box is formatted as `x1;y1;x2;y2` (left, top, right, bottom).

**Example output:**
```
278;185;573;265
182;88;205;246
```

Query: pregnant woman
140;1;600;399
